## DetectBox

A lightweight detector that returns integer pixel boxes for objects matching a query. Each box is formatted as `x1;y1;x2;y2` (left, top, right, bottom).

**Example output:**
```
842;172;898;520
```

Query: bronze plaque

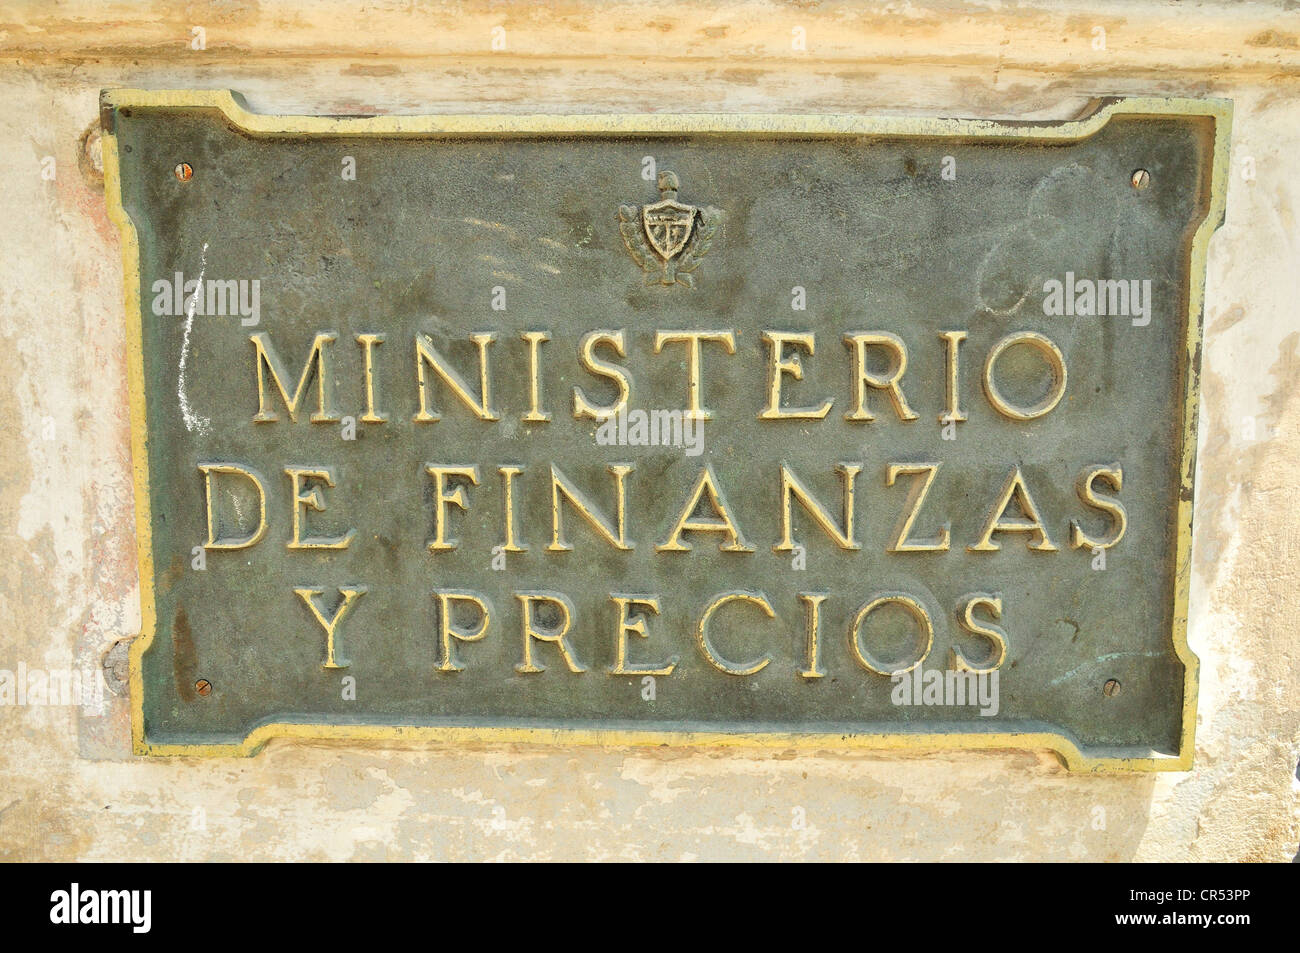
104;90;1229;770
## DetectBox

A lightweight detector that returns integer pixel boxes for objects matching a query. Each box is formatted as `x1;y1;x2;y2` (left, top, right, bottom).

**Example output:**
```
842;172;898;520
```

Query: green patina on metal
103;91;1228;769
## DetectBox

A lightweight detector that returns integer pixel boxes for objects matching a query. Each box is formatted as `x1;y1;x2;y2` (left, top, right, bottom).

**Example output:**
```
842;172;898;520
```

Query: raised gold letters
657;464;753;553
843;332;918;423
798;591;829;679
285;466;354;550
520;330;552;424
759;331;833;420
572;330;631;420
654;330;736;421
426;464;480;551
515;591;585;674
549;464;634;552
434;589;492;673
414;332;499;422
886;463;949;553
244;327;1089;431
938;330;967;424
849;593;933;677
968;466;1059;553
198;462;268;549
982;331;1067;421
294;585;366;669
609;594;677;676
1070;464;1127;550
224;326;1131;685
774;463;862;552
251;331;340;423
951;593;1007;673
356;332;388;424
696;590;774;676
499;465;528;553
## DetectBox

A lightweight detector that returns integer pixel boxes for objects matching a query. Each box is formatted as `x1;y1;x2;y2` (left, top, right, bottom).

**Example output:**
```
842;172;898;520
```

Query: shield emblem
642;198;696;260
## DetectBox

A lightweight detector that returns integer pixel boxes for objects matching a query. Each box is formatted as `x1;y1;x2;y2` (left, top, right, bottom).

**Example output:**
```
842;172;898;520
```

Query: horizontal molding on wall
1;0;1297;75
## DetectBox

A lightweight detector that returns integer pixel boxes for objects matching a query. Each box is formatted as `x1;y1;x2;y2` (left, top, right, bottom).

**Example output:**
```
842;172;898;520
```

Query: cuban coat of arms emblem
618;171;721;288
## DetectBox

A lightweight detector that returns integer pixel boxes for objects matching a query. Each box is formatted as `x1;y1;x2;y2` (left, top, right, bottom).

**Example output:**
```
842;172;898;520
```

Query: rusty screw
174;162;193;181
195;678;212;697
1103;678;1122;697
1130;169;1150;190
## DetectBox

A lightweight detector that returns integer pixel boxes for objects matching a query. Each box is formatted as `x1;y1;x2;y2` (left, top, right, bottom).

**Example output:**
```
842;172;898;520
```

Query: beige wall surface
0;0;1297;861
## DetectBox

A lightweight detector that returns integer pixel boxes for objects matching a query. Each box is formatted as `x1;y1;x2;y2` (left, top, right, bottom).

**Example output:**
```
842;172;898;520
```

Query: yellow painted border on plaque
102;89;1229;772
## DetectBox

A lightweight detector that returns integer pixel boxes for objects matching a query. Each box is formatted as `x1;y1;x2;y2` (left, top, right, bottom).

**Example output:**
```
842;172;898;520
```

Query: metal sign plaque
104;91;1229;770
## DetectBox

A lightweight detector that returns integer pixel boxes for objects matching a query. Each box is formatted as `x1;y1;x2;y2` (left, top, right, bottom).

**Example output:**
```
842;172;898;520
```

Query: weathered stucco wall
0;0;1297;861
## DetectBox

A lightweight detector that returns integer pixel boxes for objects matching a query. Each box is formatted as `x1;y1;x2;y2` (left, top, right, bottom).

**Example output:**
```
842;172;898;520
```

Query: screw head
174;162;193;181
1130;168;1150;190
194;678;212;696
1103;678;1122;697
